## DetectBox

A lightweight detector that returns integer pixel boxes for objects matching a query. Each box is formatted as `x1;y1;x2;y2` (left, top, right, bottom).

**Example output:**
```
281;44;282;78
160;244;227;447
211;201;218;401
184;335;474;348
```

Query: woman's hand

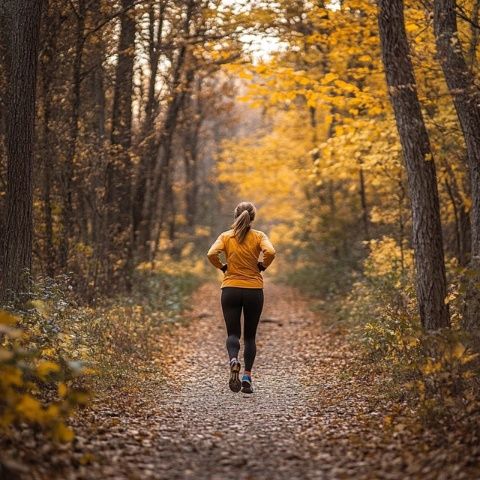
257;262;266;272
221;264;227;273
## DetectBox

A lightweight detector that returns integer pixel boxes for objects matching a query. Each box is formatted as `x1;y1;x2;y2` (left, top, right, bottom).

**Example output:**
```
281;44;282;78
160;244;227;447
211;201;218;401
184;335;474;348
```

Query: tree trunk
443;159;471;266
433;0;480;330
106;0;136;289
184;76;203;235
109;0;135;168
0;2;9;172
358;165;370;242
377;0;450;329
39;7;58;278
59;0;85;269
89;0;106;141
467;0;480;69
143;0;167;134
1;0;43;301
86;0;107;296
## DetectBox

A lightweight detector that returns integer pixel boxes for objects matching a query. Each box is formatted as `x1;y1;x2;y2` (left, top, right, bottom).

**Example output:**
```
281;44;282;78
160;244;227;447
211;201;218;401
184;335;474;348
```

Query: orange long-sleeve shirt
207;228;276;288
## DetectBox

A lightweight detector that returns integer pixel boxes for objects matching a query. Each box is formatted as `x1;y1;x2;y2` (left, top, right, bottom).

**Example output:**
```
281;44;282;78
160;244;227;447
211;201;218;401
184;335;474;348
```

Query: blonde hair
232;202;256;243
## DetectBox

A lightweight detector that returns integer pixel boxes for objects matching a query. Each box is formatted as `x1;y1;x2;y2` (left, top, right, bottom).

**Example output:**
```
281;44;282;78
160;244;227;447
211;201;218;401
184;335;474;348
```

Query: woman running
207;201;276;394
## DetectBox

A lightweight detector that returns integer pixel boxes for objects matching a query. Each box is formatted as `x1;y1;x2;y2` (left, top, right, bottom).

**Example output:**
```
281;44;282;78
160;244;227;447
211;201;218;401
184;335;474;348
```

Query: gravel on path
6;281;480;480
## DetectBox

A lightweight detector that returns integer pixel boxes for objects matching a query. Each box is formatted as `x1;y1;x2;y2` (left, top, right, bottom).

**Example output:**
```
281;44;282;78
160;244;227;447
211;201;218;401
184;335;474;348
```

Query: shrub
338;236;480;422
0;309;90;442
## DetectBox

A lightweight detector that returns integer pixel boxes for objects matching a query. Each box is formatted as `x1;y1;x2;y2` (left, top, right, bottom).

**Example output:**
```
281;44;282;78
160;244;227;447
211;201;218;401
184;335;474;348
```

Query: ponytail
232;202;256;243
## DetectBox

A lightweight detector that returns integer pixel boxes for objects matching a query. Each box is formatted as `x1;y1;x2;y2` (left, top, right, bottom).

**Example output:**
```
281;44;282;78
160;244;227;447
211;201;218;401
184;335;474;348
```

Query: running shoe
241;374;253;394
229;358;241;392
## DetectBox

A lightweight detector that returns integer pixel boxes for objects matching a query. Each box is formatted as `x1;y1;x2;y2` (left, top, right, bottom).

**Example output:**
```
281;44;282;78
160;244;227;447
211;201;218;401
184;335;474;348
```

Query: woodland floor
4;281;480;480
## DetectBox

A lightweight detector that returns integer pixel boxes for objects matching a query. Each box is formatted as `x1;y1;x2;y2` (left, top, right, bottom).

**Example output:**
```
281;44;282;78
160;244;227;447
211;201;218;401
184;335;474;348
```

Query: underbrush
342;237;479;426
0;308;90;443
281;253;361;312
340;237;480;424
0;258;205;444
287;236;480;428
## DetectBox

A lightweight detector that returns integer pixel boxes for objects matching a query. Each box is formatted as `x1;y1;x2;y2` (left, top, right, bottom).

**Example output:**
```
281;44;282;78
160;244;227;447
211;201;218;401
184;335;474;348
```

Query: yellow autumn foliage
364;236;414;281
0;309;90;442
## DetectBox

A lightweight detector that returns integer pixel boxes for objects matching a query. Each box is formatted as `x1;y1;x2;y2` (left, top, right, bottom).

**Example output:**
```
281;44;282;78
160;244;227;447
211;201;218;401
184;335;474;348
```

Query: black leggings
221;287;264;371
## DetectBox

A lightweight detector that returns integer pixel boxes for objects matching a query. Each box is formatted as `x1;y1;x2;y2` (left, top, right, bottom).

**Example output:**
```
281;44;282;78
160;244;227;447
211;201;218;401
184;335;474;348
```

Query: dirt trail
14;281;480;480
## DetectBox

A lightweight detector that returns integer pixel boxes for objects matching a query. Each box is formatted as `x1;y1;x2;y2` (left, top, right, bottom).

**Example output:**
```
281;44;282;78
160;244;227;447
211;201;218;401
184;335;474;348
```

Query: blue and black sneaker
229;358;241;392
241;374;253;394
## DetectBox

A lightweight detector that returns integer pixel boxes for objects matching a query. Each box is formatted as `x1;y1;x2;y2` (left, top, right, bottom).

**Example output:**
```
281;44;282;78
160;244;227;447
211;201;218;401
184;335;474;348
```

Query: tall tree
183;76;204;235
108;0;136;216
107;0;136;287
0;0;44;300
433;0;480;330
467;0;480;68
59;0;86;269
377;0;450;329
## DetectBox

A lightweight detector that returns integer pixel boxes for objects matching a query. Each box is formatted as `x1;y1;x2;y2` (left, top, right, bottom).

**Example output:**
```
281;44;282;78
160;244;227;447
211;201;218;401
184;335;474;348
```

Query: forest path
23;282;479;480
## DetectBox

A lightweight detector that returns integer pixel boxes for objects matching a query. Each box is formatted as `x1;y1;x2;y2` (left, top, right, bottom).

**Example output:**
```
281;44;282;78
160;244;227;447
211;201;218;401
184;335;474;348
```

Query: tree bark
0;2;10;169
107;0;136;288
1;0;43;300
433;0;480;330
183;76;203;234
108;0;135;215
358;165;370;242
59;0;86;269
109;0;135;159
442;159;471;266
89;0;106;141
377;0;450;329
467;0;480;69
39;4;59;278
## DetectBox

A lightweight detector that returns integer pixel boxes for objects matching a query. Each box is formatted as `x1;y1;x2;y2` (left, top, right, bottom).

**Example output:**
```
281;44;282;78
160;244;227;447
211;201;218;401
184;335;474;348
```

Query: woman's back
207;227;275;289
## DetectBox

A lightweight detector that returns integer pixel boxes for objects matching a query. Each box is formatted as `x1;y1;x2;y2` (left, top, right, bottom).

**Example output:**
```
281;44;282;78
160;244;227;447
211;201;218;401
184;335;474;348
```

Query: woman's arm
260;232;276;268
207;233;226;269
